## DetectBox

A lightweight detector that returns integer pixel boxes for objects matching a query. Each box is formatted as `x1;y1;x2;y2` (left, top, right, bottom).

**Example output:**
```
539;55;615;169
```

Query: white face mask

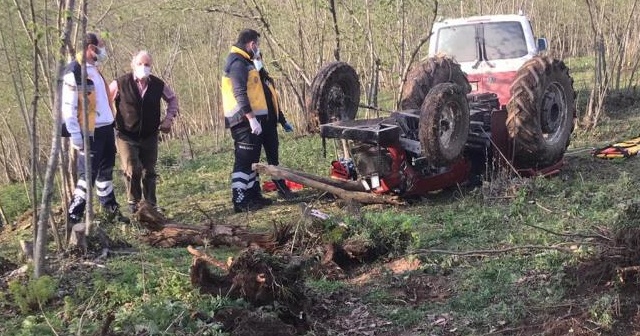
135;65;151;79
96;46;108;63
253;60;263;71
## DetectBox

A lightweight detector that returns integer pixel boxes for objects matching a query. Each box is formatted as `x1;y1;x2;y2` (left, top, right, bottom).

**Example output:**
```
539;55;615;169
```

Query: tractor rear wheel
307;61;361;132
419;83;470;167
400;56;471;110
507;56;575;168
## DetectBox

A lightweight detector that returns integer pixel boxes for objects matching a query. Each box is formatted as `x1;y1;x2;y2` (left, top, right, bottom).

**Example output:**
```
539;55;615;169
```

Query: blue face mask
96;46;108;63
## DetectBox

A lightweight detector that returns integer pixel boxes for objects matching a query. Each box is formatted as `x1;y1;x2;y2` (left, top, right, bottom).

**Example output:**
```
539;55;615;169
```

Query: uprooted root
569;226;640;287
189;247;310;332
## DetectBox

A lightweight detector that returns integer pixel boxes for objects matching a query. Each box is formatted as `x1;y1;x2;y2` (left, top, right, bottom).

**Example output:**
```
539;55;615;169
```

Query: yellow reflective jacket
62;53;113;136
221;46;268;128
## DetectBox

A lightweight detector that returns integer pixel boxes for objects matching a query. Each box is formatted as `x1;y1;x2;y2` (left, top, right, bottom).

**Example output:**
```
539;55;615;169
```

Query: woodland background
0;0;638;186
3;1;640;334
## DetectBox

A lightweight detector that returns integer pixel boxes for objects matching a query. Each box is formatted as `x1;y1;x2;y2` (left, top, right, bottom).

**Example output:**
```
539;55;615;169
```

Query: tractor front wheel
399;56;471;111
506;56;575;168
419;83;470;167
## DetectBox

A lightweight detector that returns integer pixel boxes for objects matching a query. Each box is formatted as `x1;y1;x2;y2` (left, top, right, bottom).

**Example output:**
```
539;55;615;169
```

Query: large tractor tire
419;83;470;166
307;61;361;132
399;56;471;110
506;56;575;168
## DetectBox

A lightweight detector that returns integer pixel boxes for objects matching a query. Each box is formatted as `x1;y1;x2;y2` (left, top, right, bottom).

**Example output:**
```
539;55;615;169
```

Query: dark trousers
261;118;279;166
116;132;159;207
230;122;263;205
68;125;119;218
260;118;292;197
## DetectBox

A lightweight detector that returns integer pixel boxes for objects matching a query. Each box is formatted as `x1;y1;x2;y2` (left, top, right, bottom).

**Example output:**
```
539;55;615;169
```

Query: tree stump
69;223;87;252
19;240;33;261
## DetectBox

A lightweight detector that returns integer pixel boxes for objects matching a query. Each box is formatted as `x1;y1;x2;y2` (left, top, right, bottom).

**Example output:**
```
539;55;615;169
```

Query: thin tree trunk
328;0;340;61
29;0;40;244
34;0;76;278
397;0;406;79
79;0;94;235
0;200;8;228
0;133;13;182
396;0;439;108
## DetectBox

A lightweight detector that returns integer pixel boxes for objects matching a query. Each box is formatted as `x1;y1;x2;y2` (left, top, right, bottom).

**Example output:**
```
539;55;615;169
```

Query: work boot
105;205;130;224
247;182;273;206
233;201;264;214
128;202;139;215
67;213;83;228
252;193;273;206
273;179;294;200
231;188;262;213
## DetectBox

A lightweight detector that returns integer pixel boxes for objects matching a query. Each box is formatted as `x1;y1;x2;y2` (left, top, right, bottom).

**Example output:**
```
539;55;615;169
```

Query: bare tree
79;0;95;235
396;0;438;108
34;0;76;278
28;0;40;245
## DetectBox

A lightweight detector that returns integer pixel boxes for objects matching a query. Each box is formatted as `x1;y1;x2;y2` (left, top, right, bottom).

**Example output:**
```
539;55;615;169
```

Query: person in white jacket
61;32;128;225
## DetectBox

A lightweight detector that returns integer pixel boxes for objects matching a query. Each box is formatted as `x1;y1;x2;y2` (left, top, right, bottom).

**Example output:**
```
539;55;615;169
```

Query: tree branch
396;0;438;109
415;245;575;257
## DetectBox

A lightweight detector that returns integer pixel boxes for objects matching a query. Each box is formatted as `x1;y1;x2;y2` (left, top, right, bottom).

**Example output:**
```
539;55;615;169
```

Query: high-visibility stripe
231;179;257;190
232;171;256;181
73;188;86;199
77;179;87;188
73;179;88;199
95;180;114;196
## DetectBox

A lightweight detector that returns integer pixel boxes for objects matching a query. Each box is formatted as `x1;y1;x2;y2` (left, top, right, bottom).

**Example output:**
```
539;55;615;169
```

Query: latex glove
159;118;172;134
249;117;262;135
71;133;84;151
282;122;293;133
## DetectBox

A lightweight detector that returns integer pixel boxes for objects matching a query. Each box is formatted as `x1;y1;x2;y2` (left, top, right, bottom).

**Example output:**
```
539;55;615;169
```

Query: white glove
71;133;84;151
248;117;262;135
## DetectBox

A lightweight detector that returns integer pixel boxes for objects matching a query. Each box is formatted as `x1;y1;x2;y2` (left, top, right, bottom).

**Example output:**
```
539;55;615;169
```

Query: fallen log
136;202;293;249
277;166;366;192
252;163;403;205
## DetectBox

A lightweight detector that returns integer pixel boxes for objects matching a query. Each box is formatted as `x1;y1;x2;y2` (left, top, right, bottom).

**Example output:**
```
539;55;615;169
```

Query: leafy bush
0;183;32;224
343;211;422;256
8;275;58;314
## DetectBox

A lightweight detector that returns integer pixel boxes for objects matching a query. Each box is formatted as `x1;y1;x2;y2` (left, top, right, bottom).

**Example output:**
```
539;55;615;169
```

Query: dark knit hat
84;33;99;47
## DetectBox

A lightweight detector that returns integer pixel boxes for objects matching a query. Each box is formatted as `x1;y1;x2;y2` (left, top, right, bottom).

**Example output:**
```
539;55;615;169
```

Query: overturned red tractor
307;14;575;197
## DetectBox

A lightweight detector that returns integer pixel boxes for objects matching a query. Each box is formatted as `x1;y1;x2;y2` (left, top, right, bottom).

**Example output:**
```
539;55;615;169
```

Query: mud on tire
399;56;471;110
307;62;361;132
506;56;575;168
419;83;470;167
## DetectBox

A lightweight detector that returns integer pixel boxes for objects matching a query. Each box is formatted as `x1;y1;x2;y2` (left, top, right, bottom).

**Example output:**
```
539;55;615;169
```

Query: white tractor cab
428;14;548;106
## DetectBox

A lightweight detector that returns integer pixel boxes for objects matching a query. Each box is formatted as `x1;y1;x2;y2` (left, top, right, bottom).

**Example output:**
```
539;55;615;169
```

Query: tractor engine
351;143;393;178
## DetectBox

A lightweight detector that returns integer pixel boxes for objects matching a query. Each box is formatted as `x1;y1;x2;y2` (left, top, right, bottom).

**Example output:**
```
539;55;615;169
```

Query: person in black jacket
252;52;295;199
109;50;179;214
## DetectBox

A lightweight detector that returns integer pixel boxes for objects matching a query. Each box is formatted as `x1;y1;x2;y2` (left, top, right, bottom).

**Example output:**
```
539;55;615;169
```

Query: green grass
4;102;640;334
0;182;32;225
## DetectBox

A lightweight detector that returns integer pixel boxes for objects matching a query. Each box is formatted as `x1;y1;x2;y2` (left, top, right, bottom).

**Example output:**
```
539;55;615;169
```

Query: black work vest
114;74;165;139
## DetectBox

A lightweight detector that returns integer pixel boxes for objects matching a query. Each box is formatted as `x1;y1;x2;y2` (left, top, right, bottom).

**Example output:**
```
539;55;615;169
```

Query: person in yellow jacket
61;32;128;225
221;29;274;213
